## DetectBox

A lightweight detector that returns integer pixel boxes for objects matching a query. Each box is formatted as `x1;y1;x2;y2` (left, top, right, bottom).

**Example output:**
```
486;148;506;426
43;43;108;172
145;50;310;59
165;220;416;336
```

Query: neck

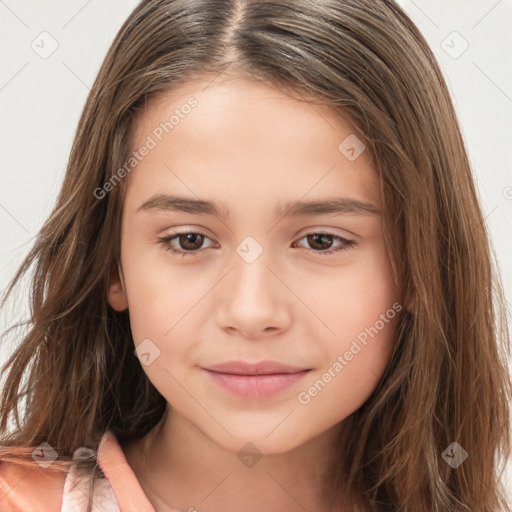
122;406;354;512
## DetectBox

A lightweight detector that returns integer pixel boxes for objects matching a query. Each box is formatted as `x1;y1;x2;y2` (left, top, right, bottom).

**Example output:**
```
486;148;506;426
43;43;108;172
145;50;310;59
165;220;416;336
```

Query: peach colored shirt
0;430;155;512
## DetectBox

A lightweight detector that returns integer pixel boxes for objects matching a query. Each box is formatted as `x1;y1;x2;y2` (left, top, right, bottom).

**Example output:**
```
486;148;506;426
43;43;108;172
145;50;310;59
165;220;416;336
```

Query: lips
204;359;311;375
202;360;311;399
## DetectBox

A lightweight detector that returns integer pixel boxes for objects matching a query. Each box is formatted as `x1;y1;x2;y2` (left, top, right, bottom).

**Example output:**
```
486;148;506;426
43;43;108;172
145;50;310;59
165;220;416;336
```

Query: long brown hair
1;1;510;510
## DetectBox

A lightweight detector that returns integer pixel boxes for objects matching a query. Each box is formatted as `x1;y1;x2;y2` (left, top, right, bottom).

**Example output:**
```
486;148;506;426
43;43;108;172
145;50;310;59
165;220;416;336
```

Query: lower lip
203;369;310;399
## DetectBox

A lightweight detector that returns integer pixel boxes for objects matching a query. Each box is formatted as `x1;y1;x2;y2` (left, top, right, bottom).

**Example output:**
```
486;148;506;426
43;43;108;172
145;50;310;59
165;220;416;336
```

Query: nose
215;248;292;339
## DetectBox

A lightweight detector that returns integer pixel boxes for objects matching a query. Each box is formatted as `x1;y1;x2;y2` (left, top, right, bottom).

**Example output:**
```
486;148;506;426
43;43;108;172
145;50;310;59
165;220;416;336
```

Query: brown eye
157;230;356;258
305;234;334;250
293;232;356;255
177;233;205;251
158;231;214;258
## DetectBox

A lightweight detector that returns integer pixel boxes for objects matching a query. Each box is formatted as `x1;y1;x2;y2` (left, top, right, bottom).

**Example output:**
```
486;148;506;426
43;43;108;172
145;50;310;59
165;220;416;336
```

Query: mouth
204;359;311;375
202;368;311;399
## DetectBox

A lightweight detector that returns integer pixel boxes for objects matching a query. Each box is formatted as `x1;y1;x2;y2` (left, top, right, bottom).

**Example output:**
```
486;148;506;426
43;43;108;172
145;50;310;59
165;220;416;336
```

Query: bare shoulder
0;459;65;512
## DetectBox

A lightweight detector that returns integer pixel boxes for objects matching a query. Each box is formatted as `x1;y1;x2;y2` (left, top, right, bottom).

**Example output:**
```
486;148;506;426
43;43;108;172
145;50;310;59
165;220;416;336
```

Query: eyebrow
137;194;380;219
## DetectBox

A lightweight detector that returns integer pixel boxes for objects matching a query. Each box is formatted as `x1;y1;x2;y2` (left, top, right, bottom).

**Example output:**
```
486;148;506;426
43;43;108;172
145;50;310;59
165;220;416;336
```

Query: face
108;76;403;454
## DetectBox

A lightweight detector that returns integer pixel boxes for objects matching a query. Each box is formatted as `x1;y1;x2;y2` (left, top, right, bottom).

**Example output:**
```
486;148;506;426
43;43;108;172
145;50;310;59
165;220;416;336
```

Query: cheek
120;232;204;341
295;242;399;340
297;307;399;423
295;245;399;411
121;259;199;397
296;337;395;427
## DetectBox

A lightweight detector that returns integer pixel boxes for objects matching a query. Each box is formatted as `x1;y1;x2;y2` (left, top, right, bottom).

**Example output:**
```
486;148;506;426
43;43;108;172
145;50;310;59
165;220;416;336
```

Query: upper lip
203;360;311;375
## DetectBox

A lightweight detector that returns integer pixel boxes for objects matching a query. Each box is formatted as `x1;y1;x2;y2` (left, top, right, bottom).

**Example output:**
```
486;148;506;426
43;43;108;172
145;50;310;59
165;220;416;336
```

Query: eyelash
157;230;357;258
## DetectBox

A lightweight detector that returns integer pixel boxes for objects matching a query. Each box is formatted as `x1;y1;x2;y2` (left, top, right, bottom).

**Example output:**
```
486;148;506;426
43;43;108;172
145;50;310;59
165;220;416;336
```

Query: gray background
1;0;511;497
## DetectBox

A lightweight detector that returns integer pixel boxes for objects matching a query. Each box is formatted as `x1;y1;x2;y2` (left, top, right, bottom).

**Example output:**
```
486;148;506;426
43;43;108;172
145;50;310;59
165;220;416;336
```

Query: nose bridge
212;225;296;337
229;234;276;299
214;233;290;330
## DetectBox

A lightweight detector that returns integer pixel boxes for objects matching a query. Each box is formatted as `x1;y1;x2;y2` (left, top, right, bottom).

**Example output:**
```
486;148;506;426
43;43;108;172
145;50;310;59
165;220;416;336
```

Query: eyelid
294;225;360;240
162;225;358;240
157;228;357;258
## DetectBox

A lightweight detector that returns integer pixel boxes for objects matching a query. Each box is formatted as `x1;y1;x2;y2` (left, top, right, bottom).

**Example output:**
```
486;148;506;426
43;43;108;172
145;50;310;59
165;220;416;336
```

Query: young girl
1;0;510;511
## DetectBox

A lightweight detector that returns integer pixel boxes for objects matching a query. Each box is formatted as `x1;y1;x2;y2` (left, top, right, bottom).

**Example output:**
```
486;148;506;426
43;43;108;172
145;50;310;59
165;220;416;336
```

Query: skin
107;76;403;512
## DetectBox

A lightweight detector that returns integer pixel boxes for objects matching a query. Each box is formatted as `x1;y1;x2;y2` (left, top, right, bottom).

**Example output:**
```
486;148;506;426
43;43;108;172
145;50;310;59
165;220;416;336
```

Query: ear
107;262;128;311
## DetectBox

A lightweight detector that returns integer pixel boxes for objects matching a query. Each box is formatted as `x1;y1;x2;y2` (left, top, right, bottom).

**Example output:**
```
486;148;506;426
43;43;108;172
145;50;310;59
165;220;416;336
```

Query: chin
207;423;309;456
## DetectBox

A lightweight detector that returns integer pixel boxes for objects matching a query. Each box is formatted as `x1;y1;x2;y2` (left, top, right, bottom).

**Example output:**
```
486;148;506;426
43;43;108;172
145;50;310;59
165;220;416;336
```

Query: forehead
124;77;380;212
132;76;361;152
